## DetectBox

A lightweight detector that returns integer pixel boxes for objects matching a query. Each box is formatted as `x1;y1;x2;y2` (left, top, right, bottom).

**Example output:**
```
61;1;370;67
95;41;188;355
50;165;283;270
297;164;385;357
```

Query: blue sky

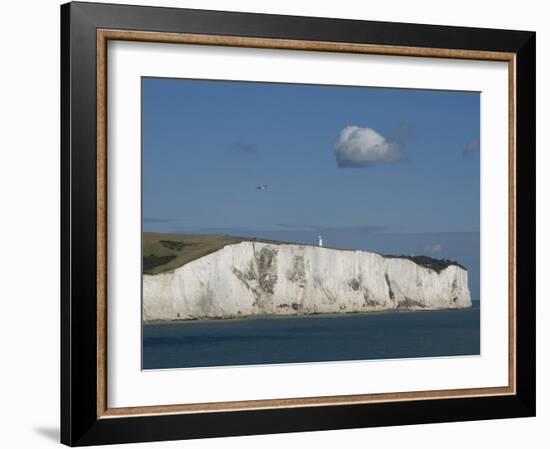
142;77;480;298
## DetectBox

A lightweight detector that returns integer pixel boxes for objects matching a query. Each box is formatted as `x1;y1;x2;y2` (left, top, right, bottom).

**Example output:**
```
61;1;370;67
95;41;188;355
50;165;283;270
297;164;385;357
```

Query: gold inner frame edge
96;29;517;419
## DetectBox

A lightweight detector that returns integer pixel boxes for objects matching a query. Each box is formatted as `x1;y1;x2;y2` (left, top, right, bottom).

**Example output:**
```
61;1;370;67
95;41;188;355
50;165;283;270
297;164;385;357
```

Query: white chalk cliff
143;242;471;321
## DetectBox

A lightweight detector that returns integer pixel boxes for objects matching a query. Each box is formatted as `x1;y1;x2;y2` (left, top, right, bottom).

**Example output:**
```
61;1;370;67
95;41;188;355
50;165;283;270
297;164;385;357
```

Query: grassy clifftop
143;232;466;275
383;254;466;273
143;233;280;274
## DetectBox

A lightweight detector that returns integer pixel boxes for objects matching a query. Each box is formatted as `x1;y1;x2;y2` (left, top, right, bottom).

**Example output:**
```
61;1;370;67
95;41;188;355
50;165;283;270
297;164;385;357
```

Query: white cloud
334;125;403;168
423;244;443;253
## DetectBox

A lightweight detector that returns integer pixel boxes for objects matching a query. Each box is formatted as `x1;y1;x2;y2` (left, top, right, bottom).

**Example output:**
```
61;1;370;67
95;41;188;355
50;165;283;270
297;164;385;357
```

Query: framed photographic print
60;1;536;446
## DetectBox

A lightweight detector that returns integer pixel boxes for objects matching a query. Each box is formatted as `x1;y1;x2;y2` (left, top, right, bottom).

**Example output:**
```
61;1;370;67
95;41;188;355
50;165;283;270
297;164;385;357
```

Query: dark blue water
143;301;480;369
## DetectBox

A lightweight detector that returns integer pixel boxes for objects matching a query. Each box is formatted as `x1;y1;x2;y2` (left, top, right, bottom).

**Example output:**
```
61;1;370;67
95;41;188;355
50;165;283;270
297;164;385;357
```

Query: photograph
141;77;481;369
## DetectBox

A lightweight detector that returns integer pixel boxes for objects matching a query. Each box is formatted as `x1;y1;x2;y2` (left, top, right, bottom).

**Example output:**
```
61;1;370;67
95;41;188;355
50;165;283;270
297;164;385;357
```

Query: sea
142;300;480;370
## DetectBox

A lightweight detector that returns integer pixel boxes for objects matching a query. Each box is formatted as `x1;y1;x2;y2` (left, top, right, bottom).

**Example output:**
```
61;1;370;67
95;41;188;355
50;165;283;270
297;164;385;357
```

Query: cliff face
143;242;471;321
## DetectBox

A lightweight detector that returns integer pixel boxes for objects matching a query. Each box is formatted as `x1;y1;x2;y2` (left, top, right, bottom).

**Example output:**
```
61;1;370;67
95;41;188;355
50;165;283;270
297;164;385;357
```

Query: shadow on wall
33;427;59;443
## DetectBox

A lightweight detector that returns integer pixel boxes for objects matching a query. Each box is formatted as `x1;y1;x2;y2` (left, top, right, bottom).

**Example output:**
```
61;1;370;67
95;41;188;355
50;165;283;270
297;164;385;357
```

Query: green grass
382;254;466;273
143;232;466;275
142;233;280;274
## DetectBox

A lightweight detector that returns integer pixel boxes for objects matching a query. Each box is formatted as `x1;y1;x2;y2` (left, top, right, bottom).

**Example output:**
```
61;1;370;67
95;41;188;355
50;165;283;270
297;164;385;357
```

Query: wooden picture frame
61;1;535;446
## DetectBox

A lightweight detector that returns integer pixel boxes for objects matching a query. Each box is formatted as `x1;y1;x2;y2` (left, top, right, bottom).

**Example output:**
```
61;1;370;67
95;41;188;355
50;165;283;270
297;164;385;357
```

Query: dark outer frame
61;1;536;446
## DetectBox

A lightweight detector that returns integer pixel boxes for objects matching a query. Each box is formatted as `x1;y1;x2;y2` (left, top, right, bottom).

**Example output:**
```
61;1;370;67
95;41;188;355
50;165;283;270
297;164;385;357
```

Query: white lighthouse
318;235;323;247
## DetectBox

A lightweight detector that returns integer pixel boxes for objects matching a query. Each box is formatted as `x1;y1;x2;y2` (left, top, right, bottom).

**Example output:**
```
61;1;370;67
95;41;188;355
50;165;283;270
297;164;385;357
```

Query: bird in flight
256;184;268;191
